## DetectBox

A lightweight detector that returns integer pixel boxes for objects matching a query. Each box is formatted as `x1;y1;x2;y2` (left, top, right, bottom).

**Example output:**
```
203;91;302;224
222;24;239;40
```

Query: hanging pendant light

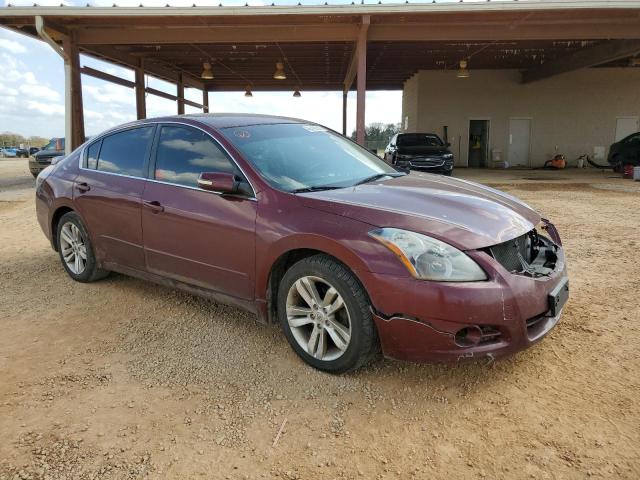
456;59;470;78
293;88;301;97
244;85;253;97
201;62;214;80
273;60;286;80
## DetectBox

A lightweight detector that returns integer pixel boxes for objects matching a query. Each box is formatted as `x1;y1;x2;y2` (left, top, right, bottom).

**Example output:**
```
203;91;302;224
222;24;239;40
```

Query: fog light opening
454;326;483;347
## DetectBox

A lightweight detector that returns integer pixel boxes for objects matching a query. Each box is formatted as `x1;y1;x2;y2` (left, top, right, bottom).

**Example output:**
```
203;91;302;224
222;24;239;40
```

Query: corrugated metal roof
3;0;640;16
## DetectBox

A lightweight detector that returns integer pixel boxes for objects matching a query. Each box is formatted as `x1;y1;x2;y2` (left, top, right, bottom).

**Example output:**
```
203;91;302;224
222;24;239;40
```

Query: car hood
297;174;540;250
397;145;450;156
34;150;65;159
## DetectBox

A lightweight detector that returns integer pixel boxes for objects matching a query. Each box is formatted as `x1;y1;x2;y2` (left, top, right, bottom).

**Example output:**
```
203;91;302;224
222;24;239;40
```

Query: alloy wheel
59;222;87;275
286;276;352;361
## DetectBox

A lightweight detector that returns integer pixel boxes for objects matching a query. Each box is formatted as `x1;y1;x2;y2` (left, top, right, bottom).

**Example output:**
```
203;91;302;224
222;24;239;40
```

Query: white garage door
508;118;531;167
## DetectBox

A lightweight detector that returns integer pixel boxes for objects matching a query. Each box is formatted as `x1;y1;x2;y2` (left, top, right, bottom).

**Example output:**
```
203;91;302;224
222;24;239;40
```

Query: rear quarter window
86;141;101;169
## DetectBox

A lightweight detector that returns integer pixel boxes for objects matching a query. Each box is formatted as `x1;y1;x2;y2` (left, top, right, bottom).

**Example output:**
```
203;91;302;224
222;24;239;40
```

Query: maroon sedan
35;114;568;373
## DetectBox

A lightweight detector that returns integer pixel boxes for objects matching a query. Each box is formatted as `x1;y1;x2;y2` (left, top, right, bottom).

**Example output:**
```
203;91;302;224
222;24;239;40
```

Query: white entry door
508;118;531;167
615;116;639;142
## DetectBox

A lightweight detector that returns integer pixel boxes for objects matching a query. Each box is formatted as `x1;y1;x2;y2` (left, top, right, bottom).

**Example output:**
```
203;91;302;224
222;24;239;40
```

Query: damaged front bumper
362;227;568;363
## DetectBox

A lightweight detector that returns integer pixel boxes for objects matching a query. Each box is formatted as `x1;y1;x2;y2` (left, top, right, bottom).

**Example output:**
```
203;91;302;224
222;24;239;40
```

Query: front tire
56;212;109;283
277;254;379;373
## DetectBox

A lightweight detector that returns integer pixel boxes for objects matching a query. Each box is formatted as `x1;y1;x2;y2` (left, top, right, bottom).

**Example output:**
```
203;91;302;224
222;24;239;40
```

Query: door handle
143;200;164;213
75;182;91;193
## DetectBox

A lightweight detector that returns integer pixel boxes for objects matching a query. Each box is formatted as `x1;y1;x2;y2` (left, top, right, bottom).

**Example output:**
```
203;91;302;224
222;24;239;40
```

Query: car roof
398;132;439;136
159;113;306;129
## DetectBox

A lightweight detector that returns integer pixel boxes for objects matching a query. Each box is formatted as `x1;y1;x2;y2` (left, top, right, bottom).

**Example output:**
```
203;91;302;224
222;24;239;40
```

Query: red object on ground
623;164;634;178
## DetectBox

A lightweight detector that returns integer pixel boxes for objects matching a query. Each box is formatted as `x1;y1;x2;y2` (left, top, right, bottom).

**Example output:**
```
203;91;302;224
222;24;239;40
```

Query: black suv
384;133;454;175
29;138;65;177
608;132;640;169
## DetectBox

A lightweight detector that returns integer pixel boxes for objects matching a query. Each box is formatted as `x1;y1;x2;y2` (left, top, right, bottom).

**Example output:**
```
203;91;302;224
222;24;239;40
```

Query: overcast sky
0;0;419;139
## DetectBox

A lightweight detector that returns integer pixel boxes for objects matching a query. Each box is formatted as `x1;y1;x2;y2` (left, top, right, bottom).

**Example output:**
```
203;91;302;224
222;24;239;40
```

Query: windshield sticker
302;125;327;133
234;130;251;139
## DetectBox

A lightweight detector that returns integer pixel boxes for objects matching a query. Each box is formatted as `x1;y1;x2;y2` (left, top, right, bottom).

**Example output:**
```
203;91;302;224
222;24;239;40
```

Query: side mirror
446;142;452;147
197;172;238;194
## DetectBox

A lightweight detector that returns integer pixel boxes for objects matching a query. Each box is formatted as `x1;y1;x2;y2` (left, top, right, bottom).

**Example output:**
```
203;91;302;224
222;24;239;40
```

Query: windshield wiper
354;172;406;186
291;185;344;194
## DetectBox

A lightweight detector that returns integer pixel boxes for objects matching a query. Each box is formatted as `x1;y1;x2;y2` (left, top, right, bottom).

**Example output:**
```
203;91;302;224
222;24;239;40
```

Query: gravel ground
0;159;639;480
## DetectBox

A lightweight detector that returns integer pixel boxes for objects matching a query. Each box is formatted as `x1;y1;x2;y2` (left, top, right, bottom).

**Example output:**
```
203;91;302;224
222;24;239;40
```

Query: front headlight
369;228;487;281
443;153;453;159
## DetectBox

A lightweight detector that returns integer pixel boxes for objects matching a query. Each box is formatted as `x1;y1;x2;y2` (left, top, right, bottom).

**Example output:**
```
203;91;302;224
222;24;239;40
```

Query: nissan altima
35;114;568;373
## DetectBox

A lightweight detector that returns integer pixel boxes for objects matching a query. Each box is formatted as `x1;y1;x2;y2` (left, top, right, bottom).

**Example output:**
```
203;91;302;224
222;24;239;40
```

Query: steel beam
75;25;359;45
522;39;640;83
80;66;135;88
177;74;185;115
135;59;146;120
203;90;209;114
71;20;640;46
342;91;347;136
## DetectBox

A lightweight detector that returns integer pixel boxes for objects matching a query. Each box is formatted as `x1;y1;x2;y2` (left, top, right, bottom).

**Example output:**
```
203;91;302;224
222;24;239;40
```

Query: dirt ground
1;158;638;480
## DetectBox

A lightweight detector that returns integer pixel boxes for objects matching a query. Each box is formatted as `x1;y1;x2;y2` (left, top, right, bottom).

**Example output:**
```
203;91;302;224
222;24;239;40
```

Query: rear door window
97;127;154;177
154;125;238;187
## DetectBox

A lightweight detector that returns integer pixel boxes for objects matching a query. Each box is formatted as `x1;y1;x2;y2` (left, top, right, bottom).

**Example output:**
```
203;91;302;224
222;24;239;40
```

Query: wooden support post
177;74;185;115
355;16;369;146
202;89;209;113
135;59;146;120
62;33;85;152
342;91;347;136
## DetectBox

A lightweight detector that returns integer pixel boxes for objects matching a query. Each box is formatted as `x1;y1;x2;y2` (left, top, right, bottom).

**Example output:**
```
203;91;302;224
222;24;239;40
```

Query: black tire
443;170;453;176
56;212;109;283
277;254;379;373
611;155;623;173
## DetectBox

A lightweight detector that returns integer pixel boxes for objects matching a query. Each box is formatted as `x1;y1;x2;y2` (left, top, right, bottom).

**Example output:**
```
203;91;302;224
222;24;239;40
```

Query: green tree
350;122;401;151
0;132;49;148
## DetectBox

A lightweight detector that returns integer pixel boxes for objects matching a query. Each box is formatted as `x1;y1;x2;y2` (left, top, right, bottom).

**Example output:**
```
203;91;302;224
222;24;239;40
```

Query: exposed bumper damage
365;222;568;363
372;307;563;363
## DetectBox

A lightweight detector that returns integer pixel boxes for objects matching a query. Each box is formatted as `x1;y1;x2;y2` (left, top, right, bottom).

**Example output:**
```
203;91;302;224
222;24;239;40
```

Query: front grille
490;232;533;272
409;157;445;167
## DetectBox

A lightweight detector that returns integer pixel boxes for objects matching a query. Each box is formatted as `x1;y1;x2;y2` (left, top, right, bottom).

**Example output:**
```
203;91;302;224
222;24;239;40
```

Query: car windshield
397;133;443;147
221;123;399;192
42;139;64;151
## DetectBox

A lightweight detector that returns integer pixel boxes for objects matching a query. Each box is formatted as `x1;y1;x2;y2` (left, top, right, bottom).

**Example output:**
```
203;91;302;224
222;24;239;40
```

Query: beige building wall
401;68;640;167
401;74;419;133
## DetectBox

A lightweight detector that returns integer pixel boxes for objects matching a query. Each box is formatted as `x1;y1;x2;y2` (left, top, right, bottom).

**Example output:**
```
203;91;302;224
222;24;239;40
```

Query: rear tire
277;254;379;373
56;212;109;283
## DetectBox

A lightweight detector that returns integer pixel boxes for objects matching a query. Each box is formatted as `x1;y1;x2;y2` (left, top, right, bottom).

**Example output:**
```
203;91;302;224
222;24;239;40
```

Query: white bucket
634;166;640;181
